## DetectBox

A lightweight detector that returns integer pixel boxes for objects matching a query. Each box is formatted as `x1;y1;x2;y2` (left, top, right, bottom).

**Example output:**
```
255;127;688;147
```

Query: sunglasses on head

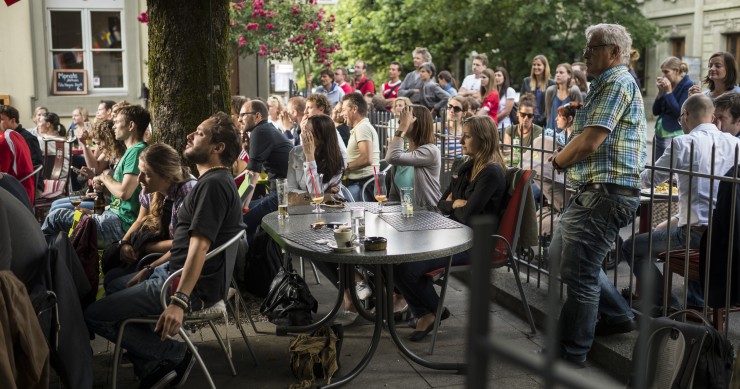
519;112;534;119
447;104;463;113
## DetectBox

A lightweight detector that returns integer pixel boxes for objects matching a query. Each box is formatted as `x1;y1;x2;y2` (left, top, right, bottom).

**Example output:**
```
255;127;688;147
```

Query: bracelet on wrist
169;297;188;311
552;157;563;171
174;291;191;305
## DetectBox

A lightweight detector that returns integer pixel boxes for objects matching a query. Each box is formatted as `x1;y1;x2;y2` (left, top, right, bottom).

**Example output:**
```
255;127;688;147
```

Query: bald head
681;94;715;133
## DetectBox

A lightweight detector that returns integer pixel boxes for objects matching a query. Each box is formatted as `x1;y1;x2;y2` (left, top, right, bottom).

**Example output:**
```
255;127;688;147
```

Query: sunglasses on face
447;104;463;113
519;113;534;119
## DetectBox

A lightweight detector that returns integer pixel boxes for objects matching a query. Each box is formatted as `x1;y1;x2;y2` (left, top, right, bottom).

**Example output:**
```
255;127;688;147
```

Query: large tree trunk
147;0;230;153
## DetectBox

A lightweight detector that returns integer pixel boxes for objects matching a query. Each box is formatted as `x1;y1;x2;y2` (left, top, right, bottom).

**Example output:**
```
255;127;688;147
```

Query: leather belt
580;183;640;197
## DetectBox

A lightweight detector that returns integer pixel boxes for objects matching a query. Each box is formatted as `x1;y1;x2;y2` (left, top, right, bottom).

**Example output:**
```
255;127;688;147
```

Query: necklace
199;165;229;178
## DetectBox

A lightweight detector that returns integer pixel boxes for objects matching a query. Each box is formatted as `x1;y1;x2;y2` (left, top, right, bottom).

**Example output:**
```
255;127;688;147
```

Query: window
727;33;740;71
47;2;125;92
671;38;685;58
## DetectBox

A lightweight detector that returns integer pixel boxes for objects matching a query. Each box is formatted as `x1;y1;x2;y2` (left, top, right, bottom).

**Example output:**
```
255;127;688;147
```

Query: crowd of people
4;20;740;387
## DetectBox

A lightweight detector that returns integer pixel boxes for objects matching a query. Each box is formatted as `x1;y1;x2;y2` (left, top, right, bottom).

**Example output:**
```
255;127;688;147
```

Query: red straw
308;167;320;198
373;166;380;195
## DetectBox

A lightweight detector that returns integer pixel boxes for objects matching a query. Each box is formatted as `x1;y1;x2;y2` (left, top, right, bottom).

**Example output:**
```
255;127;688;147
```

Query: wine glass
69;196;82;208
374;171;388;213
306;171;325;213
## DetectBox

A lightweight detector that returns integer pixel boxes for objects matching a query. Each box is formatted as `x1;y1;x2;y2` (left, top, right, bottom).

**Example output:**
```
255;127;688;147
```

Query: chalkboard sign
52;69;88;95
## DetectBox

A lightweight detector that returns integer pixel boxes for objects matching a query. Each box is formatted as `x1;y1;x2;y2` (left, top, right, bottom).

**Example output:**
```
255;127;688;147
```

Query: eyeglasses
447;104;463;113
519;112;535;119
582;44;613;56
239;111;257;118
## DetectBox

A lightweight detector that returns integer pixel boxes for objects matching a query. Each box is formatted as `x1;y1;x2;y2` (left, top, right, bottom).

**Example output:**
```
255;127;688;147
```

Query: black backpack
631;310;735;389
238;227;282;297
509;101;519;126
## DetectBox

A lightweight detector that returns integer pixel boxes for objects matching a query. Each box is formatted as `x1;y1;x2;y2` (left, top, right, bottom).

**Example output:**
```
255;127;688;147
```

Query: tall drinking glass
276;178;289;219
306;171;325;213
374;171;388;213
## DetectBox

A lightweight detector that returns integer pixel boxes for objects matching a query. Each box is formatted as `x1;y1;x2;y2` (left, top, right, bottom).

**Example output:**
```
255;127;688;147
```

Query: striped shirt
568;65;646;189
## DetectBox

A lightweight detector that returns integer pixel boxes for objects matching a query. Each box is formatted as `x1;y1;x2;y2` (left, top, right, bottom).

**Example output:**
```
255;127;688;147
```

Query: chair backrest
339;183;355;202
492;169;534;267
43;139;72;181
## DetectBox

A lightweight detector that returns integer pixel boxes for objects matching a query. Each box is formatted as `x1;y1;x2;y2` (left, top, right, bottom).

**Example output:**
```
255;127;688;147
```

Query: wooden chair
424;168;537;354
657;249;740;330
111;231;257;389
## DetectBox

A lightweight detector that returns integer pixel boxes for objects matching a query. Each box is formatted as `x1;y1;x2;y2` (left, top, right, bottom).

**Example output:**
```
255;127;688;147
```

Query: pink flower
292;5;299;14
137;11;148;25
246;23;259;31
266;23;274;30
272;49;280;53
238;35;247;48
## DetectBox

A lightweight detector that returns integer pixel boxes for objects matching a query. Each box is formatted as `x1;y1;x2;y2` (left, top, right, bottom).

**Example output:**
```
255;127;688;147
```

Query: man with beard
85;112;244;388
239;99;293;241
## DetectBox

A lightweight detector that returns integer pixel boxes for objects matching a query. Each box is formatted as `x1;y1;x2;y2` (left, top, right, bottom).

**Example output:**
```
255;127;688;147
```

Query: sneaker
169;349;195;388
355;282;372;300
334;310;359;326
138;361;177;389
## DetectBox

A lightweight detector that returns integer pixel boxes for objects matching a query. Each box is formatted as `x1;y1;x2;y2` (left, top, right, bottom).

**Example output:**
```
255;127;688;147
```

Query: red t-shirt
0;130;34;204
382;80;402;101
482;90;500;125
354;76;375;95
339;82;354;94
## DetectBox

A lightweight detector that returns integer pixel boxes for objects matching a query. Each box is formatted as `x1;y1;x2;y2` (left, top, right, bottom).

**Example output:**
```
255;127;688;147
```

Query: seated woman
435;96;469;158
395;115;507;341
386;104;441;211
102;143;196;293
49;119;121;211
286;114;345;204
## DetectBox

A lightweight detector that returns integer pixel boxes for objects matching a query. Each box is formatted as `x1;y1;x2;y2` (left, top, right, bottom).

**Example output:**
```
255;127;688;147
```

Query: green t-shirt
109;141;146;230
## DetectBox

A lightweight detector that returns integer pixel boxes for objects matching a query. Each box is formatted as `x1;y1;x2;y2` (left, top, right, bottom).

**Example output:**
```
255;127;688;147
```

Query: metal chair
111;230;257;389
361;160;391;202
424;168;537;354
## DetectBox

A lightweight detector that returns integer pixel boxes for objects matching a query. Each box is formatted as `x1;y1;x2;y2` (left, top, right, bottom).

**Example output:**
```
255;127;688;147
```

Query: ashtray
363;236;387;251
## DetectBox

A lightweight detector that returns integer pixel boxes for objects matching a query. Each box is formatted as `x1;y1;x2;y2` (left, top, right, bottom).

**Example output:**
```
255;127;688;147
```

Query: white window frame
45;0;127;94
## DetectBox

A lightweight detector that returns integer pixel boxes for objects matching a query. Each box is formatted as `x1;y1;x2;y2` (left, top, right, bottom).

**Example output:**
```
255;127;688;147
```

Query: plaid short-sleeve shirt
568;65;647;189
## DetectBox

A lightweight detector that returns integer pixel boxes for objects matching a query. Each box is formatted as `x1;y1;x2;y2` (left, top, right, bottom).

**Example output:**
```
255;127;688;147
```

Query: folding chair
111;230;257;389
424;169;537;354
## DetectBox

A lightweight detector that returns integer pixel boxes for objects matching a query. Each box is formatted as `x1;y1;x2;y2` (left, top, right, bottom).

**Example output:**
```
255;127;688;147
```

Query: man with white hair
398;47;431;104
548;23;646;366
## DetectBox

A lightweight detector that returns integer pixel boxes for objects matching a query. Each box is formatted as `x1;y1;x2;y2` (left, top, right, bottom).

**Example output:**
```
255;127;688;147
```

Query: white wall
0;2;37;123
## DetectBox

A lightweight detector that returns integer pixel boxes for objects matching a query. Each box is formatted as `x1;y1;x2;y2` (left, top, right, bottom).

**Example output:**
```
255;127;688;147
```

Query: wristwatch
552;157;563;171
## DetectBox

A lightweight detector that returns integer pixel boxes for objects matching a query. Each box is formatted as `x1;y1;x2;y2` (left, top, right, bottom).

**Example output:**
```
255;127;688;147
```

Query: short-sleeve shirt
168;169;245;305
497;87;517;129
382;80;402;101
315;83;345;107
346;118;380;180
109;141;146;231
354;76;375;95
568;65;646;189
481;90;500;125
460;74;481;92
138;178;197;239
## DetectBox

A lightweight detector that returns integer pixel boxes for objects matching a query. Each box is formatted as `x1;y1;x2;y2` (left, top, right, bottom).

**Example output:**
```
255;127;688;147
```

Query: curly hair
91;119;123;161
307;93;332;114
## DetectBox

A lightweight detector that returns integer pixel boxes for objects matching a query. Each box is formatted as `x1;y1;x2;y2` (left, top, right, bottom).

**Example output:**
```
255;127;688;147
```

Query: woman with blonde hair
477;68;500;125
520;55;555;127
653;56;692;159
104;143;196;292
267;95;286;131
395;115;507;341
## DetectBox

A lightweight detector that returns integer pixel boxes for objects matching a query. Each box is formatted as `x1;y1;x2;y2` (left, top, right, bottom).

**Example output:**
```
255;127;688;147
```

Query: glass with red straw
306;168;325;213
373;166;388;213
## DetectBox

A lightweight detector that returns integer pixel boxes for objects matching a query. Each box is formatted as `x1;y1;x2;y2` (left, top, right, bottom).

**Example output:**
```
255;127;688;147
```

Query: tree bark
147;0;230;153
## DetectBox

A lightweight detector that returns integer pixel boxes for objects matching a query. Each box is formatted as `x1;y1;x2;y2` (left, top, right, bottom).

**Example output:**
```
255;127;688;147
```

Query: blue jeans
622;225;705;307
244;192;278;242
550;191;638;362
84;272;186;379
394;251;470;318
50;196;94;211
42;208;126;249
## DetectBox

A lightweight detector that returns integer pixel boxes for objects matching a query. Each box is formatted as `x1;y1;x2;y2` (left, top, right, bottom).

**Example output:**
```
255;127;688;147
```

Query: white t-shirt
497;87;517;129
460;74;481;92
347;118;380;180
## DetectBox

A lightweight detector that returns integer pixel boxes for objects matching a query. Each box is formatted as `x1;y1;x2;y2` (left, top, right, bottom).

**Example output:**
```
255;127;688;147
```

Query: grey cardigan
544;84;583;127
384;139;441;210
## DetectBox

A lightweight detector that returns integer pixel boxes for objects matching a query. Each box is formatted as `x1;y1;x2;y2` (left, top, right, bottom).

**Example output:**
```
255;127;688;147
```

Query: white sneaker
334;310;359;326
355;282;372;300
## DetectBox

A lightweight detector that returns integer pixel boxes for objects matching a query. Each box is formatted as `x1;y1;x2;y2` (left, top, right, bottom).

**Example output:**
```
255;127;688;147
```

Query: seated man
623;94;740;308
85;112;245;388
42;105;149;249
341;92;380;201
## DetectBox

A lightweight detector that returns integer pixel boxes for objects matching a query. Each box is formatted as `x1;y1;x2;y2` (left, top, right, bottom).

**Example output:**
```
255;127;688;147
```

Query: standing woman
653;56;692;159
572;69;589;101
417;62;451;117
544;63;582;132
520;55;555;127
437;71;458;97
477;68;500;125
395;115;507;341
285;114;345;203
385;105;441;211
494;66;516;131
688;51;740;99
